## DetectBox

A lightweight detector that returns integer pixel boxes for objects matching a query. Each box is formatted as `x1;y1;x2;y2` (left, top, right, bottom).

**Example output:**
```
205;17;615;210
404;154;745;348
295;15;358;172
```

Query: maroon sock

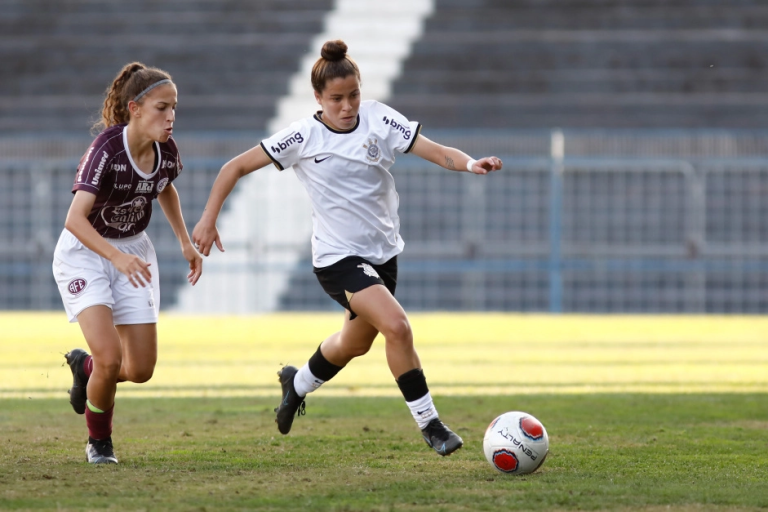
85;403;114;440
83;356;93;378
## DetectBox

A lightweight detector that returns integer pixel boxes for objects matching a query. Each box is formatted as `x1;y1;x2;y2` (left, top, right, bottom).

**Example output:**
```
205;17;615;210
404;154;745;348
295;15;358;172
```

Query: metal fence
2;130;768;313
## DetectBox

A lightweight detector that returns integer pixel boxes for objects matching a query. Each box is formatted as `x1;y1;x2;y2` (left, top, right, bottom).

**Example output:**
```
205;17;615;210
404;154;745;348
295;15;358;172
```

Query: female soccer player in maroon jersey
54;62;202;464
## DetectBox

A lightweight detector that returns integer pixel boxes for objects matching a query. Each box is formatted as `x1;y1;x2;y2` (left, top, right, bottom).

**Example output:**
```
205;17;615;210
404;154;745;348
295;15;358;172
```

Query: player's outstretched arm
192;145;272;256
64;191;152;288
157;183;202;285
410;134;503;175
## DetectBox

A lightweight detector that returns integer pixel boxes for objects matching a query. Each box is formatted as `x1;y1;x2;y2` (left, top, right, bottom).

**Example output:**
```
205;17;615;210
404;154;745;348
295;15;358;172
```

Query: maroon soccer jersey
73;124;183;238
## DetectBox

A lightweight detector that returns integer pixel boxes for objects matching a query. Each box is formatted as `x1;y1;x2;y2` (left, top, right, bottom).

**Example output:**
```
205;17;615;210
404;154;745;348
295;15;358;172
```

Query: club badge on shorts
357;263;379;278
67;278;88;295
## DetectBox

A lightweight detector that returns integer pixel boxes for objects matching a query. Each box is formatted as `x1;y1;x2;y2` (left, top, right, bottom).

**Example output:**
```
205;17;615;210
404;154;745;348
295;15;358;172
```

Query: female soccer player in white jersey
192;40;502;456
54;63;202;464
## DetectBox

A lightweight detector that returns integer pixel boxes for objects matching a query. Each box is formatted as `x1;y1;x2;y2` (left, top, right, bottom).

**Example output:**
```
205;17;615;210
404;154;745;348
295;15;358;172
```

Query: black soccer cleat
85;436;118;464
274;365;306;435
421;418;464;456
65;349;89;415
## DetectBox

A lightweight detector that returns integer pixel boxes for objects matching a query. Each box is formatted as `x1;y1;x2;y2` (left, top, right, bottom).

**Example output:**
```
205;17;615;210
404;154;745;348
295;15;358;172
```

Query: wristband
466;158;477;173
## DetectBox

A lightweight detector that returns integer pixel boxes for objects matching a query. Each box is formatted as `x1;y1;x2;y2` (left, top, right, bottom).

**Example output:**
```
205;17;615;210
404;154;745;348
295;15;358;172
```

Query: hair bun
127;62;146;75
321;40;348;62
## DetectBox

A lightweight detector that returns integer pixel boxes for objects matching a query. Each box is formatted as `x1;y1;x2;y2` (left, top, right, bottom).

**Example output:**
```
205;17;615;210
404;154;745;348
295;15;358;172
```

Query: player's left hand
192;218;225;257
182;242;203;285
471;156;503;175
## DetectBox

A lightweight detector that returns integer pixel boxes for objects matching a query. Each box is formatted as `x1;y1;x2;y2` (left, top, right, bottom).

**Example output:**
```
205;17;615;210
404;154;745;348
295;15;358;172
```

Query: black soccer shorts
313;255;398;320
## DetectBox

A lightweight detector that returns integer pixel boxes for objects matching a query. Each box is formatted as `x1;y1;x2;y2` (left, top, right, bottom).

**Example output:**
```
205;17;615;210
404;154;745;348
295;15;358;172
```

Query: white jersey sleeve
260;121;310;170
374;101;422;154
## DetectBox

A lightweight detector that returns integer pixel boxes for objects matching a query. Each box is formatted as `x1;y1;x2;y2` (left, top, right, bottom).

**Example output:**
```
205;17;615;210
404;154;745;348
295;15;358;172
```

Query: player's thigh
52;229;115;323
110;235;160;326
76;305;122;365
115;323;158;376
348;284;410;340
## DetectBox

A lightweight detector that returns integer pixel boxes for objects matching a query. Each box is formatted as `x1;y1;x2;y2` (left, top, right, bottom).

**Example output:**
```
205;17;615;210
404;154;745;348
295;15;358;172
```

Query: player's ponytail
93;62;173;133
311;40;361;93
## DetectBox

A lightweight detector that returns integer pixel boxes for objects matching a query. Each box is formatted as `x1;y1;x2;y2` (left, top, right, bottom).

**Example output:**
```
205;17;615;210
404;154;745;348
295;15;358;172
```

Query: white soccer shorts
52;229;160;324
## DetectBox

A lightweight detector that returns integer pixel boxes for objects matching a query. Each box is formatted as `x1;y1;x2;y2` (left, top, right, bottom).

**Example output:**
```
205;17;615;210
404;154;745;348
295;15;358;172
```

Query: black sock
308;344;343;382
396;368;429;402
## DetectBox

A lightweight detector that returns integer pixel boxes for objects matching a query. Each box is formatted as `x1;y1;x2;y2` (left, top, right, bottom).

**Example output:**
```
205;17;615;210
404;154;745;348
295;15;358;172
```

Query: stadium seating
388;0;768;128
4;0;766;132
0;0;333;133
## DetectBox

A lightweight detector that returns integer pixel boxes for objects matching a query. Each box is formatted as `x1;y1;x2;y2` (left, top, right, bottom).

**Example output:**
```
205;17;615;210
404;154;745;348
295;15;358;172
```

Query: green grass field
2;313;768;511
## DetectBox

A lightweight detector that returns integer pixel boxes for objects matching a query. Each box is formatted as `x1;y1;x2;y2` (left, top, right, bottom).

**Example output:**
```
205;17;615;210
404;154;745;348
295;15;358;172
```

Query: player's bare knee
382;317;413;346
95;357;122;380
123;360;156;383
127;367;154;384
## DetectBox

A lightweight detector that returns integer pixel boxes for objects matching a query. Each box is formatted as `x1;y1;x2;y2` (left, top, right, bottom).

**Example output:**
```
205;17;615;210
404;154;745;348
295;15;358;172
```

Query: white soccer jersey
260;100;422;268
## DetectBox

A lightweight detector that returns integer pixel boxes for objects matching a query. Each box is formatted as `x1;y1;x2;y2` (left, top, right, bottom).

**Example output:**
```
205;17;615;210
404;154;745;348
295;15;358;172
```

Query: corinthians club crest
357;263;380;278
363;138;381;163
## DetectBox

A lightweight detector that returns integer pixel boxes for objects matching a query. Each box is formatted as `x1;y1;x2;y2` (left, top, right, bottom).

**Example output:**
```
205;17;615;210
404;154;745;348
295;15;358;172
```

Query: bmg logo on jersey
382;116;411;140
271;131;304;154
67;278;87;295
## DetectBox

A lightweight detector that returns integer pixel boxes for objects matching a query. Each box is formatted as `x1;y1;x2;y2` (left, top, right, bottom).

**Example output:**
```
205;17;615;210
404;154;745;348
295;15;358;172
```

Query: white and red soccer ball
483;411;549;475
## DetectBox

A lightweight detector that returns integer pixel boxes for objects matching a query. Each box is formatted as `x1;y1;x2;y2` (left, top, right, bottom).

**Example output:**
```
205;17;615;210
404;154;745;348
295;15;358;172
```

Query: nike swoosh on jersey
314;156;331;163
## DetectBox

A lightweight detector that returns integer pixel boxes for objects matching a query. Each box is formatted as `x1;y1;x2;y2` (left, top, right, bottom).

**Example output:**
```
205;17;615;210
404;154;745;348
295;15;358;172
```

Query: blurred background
2;0;767;315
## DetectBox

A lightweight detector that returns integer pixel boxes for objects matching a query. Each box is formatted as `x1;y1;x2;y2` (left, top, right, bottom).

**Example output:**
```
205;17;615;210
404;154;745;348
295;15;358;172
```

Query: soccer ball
483;411;549;474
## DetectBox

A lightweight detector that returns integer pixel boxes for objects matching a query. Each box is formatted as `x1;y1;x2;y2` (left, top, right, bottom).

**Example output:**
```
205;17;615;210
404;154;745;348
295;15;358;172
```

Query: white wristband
466;158;477;173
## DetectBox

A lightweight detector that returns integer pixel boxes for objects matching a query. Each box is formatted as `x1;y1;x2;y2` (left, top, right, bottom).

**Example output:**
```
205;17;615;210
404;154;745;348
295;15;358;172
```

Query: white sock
293;364;325;397
406;392;438;429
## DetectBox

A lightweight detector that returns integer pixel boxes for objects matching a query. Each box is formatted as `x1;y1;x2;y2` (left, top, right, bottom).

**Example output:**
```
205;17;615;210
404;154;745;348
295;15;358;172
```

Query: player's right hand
110;252;152;288
192;219;225;257
182;241;203;285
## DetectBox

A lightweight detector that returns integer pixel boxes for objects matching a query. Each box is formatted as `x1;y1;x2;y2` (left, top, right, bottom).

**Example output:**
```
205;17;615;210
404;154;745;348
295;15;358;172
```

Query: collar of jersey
313;112;360;134
122;126;160;179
